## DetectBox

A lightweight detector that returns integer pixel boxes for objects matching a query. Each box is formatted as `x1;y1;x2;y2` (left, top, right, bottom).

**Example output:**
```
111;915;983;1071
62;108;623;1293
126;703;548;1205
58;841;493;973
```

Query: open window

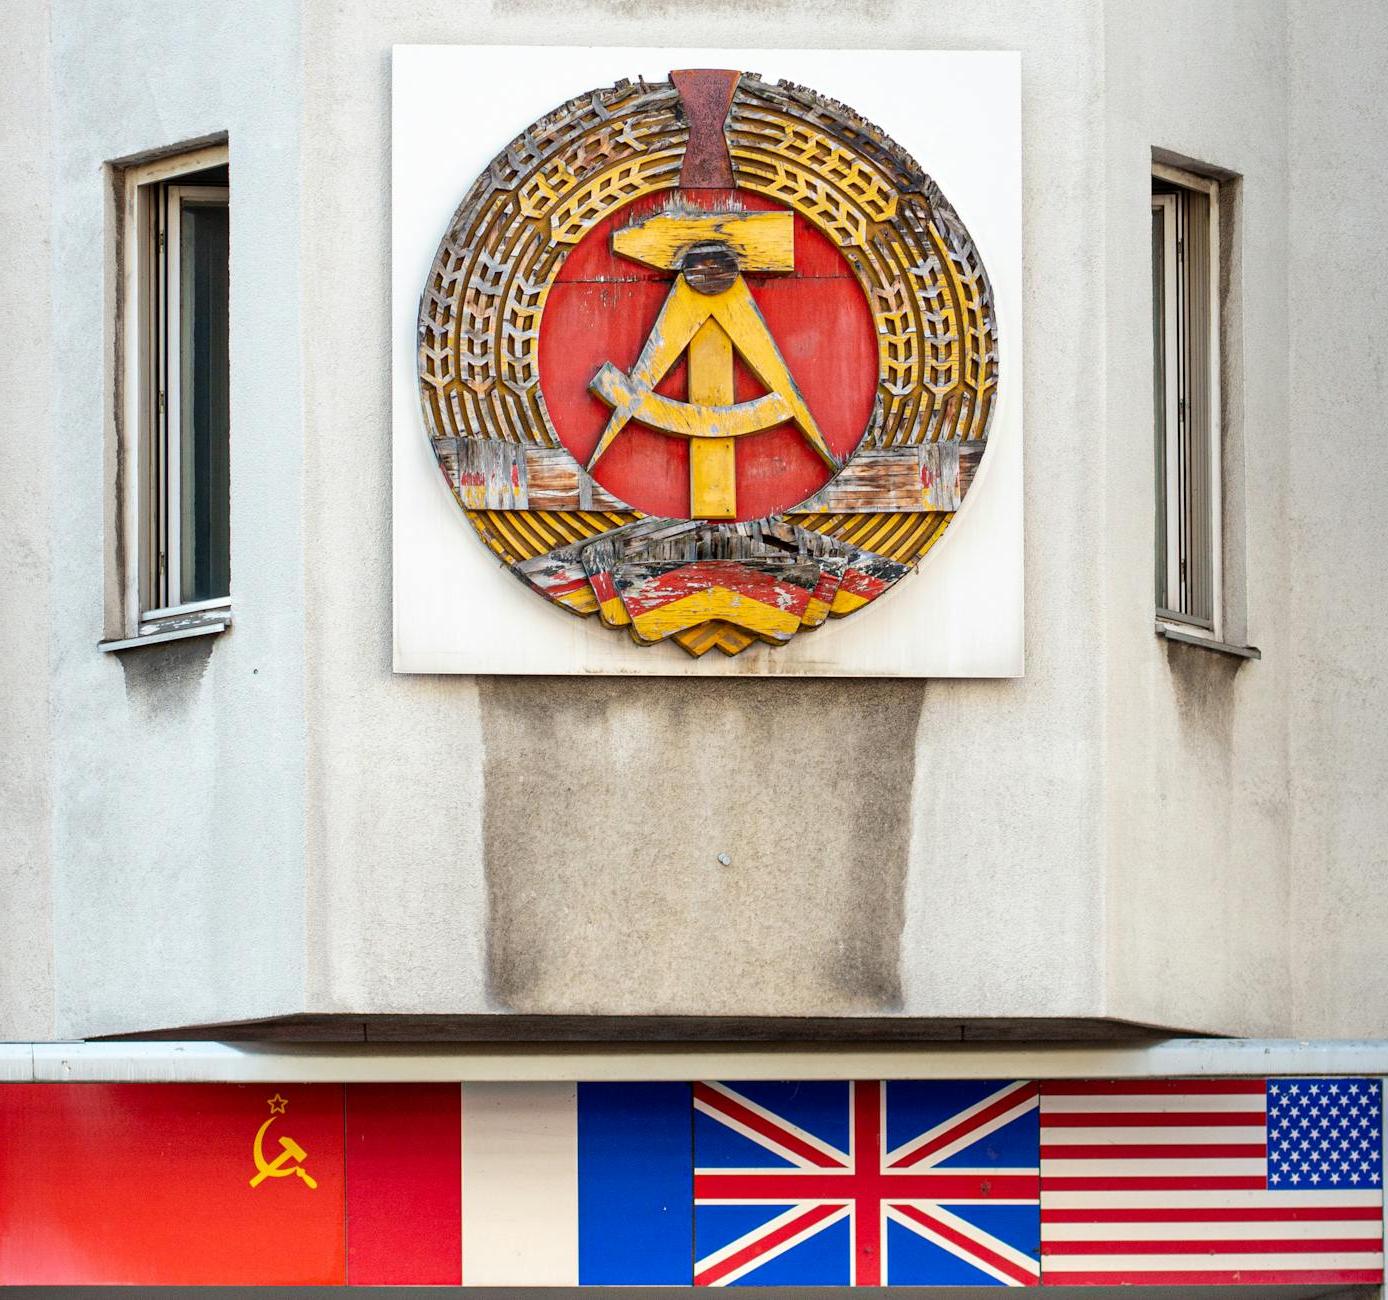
106;142;231;649
1152;164;1221;637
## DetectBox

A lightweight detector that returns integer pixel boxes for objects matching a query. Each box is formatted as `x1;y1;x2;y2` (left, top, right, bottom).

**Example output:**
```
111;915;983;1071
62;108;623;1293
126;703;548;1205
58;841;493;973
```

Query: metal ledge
1157;622;1261;659
106;1011;1174;1044
99;616;229;652
4;1038;1388;1083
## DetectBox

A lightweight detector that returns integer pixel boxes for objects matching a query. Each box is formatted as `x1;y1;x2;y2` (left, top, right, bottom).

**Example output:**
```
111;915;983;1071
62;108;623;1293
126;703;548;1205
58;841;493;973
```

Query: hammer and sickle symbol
587;210;839;520
249;1095;318;1190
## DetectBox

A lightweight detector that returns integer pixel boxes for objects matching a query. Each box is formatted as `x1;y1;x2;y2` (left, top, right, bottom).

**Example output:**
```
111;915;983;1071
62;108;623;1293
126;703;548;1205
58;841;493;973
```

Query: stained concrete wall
1285;0;1388;1036
298;0;1111;1028
36;0;309;1036
8;0;1388;1040
0;0;56;1040
1100;0;1294;1035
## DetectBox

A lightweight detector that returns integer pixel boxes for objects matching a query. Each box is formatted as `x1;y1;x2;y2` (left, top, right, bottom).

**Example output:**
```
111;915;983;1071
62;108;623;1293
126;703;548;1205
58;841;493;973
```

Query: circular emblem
418;69;998;657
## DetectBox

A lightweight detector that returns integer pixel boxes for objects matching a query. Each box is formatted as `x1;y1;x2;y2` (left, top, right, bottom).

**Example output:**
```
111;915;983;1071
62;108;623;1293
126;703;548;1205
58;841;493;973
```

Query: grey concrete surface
1100;0;1294;1035
4;0;1388;1040
476;678;920;1014
298;0;1116;1030
0;0;56;1039
38;0;310;1035
1286;0;1388;1036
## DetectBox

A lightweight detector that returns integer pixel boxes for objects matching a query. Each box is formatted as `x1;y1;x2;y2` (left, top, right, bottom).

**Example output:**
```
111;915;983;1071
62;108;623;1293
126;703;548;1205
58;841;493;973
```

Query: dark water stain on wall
118;635;215;718
1164;638;1241;750
478;676;925;1017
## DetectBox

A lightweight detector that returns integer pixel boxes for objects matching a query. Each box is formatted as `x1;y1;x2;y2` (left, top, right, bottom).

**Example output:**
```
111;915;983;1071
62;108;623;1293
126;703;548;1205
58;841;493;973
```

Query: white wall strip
3;1039;1388;1083
0;1045;33;1082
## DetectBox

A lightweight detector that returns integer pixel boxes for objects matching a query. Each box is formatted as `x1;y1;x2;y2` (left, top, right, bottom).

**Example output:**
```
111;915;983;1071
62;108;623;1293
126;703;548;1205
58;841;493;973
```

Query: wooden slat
788;441;983;513
437;439;633;513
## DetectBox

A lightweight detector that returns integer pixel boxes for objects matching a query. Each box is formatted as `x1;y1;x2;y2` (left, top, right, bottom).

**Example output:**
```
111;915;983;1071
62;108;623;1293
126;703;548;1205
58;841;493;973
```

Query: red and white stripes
1039;1080;1384;1286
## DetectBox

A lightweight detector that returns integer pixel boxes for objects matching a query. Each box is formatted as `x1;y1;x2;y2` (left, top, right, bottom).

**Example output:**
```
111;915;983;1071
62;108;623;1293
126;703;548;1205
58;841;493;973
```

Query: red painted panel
618;562;813;618
0;1083;345;1285
540;187;877;521
345;1083;461;1285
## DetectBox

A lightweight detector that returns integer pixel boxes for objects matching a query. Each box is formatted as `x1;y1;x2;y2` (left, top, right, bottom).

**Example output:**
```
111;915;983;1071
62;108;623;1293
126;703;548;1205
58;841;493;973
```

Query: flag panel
0;1073;1378;1288
577;1081;694;1285
693;1079;1040;1287
461;1081;579;1285
0;1083;344;1285
1039;1078;1385;1287
345;1082;461;1284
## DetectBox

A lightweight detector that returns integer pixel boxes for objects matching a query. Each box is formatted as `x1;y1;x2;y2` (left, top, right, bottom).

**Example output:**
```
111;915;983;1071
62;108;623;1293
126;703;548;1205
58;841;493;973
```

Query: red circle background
538;188;879;521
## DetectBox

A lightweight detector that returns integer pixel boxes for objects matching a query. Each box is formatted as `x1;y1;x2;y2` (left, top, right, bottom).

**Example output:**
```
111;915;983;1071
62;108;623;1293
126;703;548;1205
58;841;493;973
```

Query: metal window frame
1152;162;1222;642
118;143;230;637
162;182;230;614
1152;193;1179;611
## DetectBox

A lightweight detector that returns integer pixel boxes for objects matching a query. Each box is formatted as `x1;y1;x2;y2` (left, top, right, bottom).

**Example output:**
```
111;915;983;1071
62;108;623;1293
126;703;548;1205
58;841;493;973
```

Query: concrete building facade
2;0;1387;1054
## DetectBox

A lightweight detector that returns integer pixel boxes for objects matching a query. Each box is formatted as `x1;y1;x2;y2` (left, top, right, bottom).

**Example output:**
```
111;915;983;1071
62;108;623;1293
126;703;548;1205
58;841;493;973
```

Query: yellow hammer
589;211;837;519
250;1115;317;1190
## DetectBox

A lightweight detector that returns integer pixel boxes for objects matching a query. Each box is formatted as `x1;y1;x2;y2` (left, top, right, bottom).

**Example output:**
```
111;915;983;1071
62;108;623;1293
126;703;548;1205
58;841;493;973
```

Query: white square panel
392;46;1022;676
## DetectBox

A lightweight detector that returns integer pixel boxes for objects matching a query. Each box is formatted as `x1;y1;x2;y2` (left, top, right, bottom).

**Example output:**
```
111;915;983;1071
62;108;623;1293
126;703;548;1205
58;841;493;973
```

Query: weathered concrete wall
298;0;1110;1027
17;0;1388;1040
478;680;921;1015
1285;0;1388;1036
1100;0;1294;1035
42;0;309;1036
0;0;56;1039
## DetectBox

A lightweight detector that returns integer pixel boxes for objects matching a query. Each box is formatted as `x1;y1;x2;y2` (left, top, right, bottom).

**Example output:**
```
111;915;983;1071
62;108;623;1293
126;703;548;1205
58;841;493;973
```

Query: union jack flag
693;1079;1041;1286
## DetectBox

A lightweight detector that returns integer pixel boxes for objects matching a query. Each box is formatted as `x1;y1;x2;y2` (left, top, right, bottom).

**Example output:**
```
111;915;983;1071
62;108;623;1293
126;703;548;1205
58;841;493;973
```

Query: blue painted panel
887;1213;1011;1286
577;1082;692;1284
886;1079;1038;1169
696;1205;852;1286
695;1081;849;1170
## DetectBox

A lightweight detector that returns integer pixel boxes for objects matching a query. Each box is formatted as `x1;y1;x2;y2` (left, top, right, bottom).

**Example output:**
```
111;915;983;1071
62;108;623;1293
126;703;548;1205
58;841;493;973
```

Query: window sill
99;612;230;653
1156;622;1260;660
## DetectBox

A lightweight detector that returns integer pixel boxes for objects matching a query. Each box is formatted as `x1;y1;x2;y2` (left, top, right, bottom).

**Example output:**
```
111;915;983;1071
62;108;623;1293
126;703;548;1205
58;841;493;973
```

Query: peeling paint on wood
611;210;794;275
671;68;740;188
436;438;632;513
789;438;985;513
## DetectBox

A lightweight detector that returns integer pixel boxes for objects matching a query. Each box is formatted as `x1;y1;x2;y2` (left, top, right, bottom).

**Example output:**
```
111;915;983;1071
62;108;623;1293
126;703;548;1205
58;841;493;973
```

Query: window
109;143;230;647
1152;164;1220;635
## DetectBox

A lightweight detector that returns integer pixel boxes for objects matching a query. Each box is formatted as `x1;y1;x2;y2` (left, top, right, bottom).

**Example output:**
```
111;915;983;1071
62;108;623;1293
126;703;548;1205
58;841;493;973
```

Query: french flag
462;1081;693;1285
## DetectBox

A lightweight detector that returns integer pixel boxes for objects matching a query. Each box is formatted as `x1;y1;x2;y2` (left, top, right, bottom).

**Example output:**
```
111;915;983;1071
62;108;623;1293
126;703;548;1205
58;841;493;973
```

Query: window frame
115;142;231;645
1152;161;1223;643
1151;192;1177;613
158;181;231;615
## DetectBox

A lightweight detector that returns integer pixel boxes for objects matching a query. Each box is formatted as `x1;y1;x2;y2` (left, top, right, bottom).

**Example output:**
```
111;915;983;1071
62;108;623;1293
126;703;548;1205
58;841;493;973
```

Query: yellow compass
587;210;839;519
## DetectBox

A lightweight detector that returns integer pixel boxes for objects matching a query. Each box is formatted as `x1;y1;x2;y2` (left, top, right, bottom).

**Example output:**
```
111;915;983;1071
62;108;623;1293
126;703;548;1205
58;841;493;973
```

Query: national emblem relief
417;69;998;657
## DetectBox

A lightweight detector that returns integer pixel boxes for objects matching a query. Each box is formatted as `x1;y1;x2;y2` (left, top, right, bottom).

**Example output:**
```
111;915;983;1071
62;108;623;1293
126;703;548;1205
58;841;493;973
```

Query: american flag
693;1079;1040;1286
1039;1078;1385;1286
